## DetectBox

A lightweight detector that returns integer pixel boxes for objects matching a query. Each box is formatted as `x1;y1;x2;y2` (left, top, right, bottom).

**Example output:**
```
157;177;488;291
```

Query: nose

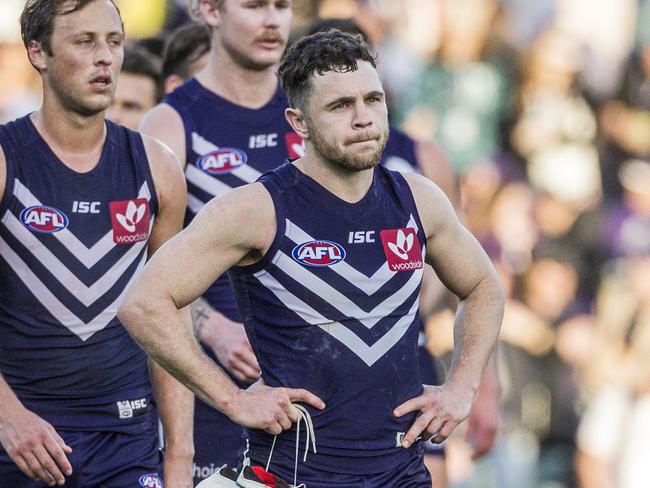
263;5;282;28
352;102;373;129
94;39;113;66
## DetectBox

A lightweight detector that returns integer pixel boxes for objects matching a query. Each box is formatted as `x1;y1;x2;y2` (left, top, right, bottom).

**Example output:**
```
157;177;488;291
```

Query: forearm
150;360;194;455
149;307;195;458
448;276;504;396
0;374;23;418
191;296;222;345
119;296;239;416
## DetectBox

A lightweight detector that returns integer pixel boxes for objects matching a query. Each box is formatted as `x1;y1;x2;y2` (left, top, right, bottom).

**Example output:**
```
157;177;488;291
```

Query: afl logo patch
197;148;247;174
138;473;163;488
292;240;346;267
20;205;69;233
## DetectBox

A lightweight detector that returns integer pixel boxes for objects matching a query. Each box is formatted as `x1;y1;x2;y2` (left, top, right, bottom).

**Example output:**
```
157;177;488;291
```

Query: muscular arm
395;174;504;447
118;183;324;433
142;136;194;484
414;175;503;400
415;141;502;458
140;103;261;383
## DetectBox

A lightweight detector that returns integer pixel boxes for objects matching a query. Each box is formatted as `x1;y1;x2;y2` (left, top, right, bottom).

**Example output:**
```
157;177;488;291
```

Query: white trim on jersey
2;211;150;307
190;130;263;177
253;271;419;366
185;164;232;199
2;180;154;340
251;216;424;366
187;131;264;210
12;179;152;268
191;131;219;157
186;193;204;214
272;250;422;329
0;235;147;341
284;216;421;296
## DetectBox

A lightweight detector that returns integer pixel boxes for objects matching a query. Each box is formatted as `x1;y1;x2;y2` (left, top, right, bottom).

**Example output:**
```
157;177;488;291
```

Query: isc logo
197;148;247;174
20;205;69;233
116;397;148;419
249;133;277;149
292;240;346;267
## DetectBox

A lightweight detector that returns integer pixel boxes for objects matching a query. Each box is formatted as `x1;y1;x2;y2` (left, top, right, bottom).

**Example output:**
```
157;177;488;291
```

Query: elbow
117;292;148;339
492;274;506;309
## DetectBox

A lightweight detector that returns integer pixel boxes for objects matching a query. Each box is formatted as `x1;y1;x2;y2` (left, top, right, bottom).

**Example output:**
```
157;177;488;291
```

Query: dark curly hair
278;30;376;112
20;0;122;56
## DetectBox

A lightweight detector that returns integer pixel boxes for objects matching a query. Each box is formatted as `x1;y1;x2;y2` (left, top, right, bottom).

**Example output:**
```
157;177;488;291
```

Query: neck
196;45;278;109
30;88;107;172
295;150;375;204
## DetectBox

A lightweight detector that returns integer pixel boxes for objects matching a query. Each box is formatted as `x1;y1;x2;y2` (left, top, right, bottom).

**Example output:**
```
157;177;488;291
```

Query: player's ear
199;0;222;28
285;107;310;140
27;40;48;72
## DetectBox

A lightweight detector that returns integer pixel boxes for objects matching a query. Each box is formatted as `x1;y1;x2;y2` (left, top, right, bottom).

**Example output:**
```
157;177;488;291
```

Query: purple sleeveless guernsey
230;161;427;475
164;79;300;321
0;116;158;430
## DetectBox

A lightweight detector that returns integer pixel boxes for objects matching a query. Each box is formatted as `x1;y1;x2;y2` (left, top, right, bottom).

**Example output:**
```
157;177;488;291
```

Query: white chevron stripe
191;132;218;155
273;251;422;328
231;164;262;184
0;235;147;341
285;216;422;295
186;164;233;198
254;271;419;366
187;193;204;214
190;131;262;184
13;179;152;269
2;211;152;307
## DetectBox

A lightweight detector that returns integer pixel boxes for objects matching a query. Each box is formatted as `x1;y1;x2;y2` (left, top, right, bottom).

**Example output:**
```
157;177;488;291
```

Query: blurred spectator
597;38;650;201
576;256;650;488
555;0;638;101
0;42;40;123
161;22;211;94
396;0;515;173
510;28;601;215
106;45;163;131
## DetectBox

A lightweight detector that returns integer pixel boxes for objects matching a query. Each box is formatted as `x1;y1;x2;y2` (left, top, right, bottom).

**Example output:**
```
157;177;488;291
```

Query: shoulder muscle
142;134;187;254
139;103;186;167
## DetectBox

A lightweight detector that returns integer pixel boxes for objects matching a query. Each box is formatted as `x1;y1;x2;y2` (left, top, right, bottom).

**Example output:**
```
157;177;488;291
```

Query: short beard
309;123;389;173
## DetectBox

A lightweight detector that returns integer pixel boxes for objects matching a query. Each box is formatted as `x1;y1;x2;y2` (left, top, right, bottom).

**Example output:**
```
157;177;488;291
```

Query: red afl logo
20;205;69;233
197;148;248;174
292;240;346;267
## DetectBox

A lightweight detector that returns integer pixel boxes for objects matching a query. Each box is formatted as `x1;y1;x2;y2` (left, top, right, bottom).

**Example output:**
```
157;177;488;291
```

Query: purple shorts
250;444;432;488
0;415;162;487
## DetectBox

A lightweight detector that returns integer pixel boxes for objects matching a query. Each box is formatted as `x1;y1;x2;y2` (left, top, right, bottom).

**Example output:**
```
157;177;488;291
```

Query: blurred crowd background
1;0;649;487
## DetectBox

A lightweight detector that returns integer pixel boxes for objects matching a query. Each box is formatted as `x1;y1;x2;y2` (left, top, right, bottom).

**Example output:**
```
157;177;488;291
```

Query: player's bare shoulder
198;182;277;265
402;171;457;239
139;103;186;166
141;134;186;207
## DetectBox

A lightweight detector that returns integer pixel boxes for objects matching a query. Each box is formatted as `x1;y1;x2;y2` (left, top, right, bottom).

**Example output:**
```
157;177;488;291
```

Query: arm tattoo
191;299;211;340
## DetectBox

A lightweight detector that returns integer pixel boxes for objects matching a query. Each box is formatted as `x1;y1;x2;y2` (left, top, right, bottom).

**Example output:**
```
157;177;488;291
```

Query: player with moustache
140;0;298;483
0;1;192;486
119;30;504;487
